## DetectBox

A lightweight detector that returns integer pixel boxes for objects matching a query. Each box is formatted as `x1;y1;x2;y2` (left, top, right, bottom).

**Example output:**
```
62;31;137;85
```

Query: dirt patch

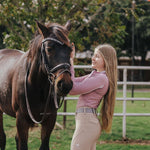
98;139;150;145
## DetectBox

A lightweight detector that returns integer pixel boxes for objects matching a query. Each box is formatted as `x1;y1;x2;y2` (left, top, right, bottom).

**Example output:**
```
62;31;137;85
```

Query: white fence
57;65;150;139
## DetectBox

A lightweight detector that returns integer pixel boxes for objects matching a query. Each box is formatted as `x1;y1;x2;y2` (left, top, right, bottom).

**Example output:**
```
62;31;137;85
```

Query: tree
0;25;6;49
0;0;128;53
121;0;150;64
134;0;150;65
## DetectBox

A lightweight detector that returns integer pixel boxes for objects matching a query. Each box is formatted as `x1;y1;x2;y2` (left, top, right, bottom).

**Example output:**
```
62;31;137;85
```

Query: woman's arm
70;65;89;82
69;43;108;95
70;43;89;82
70;73;108;95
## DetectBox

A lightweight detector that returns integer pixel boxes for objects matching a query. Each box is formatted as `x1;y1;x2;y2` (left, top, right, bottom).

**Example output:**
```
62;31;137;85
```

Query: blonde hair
95;44;117;133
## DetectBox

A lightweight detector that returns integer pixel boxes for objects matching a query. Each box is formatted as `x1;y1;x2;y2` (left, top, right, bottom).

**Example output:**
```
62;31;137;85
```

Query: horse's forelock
47;23;70;47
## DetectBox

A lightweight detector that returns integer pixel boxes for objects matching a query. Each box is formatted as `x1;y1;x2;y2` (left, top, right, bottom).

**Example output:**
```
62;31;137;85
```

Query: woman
70;43;118;150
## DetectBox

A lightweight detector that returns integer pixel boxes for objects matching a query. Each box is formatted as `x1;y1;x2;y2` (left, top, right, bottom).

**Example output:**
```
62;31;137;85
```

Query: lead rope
53;84;64;109
25;62;53;124
53;68;71;109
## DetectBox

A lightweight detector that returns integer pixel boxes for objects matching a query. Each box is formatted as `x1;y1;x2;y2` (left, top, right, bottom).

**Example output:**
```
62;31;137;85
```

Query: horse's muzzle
57;79;73;96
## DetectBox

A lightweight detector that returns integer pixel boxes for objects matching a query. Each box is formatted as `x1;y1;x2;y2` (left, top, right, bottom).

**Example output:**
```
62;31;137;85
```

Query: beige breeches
70;113;101;150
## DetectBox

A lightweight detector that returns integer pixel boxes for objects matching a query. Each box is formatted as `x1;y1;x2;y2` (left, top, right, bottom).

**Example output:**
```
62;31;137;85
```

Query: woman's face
92;50;105;72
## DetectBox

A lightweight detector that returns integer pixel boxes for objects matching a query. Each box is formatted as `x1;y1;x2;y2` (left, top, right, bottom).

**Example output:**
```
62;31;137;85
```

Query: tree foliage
0;0;150;62
119;0;150;64
0;0;128;52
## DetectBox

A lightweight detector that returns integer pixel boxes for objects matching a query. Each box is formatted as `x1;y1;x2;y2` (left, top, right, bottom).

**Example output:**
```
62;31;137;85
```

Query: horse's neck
28;54;45;85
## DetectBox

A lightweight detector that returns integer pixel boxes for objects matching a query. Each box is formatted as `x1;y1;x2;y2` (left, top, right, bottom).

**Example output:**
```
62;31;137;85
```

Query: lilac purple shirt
69;65;109;109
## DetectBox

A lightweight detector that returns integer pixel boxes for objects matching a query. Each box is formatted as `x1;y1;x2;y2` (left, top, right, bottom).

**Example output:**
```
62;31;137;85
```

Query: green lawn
2;89;150;150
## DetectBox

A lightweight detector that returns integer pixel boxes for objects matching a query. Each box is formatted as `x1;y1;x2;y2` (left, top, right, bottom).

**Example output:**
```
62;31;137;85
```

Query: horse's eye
45;47;52;52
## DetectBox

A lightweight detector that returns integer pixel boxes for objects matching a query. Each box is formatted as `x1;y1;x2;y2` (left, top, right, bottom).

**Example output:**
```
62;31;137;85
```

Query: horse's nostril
58;80;63;89
57;80;73;95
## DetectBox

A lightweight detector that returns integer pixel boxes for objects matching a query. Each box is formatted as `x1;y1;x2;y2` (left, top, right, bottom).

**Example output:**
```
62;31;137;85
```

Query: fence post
63;100;67;128
122;68;127;139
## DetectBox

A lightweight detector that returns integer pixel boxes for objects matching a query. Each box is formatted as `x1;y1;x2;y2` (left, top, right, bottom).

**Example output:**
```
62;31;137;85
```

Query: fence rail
58;65;150;139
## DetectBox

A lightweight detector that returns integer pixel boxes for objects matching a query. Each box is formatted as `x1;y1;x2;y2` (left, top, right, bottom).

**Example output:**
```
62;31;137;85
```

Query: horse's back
0;49;24;60
0;49;25;81
0;49;25;69
0;49;25;116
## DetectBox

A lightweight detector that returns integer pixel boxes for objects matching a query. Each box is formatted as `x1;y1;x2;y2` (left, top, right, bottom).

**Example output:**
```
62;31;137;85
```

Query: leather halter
41;37;71;108
25;37;71;124
41;38;71;85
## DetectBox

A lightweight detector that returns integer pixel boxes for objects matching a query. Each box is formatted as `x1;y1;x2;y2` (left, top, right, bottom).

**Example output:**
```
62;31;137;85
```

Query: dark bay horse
0;21;73;150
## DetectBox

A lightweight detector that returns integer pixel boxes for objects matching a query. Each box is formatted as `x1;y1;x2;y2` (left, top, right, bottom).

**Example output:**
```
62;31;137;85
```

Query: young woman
69;43;118;150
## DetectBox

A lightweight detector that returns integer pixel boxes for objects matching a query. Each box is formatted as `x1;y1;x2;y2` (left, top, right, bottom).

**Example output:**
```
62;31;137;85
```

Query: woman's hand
71;42;75;59
70;43;75;65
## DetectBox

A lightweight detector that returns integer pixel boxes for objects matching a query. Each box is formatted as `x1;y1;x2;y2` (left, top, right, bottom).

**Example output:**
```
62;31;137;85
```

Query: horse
0;20;73;150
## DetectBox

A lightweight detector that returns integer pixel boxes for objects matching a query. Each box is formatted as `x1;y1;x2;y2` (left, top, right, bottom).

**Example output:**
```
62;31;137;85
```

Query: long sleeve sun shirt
69;65;109;109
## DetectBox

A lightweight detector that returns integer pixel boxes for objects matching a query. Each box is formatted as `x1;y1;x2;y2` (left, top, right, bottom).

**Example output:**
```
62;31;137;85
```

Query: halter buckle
48;73;56;85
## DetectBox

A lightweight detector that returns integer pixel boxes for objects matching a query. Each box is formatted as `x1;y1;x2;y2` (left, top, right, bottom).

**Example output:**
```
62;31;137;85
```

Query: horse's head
36;21;73;97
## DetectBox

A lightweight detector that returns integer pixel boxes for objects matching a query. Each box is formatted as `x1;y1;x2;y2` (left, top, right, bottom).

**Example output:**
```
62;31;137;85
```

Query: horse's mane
28;23;70;60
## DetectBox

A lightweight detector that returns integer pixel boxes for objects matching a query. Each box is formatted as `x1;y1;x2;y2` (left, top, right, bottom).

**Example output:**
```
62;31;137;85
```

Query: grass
97;144;150;150
2;89;150;150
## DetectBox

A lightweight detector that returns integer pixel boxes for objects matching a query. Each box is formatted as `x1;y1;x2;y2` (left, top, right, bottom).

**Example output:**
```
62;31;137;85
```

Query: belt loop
84;107;86;113
92;108;94;114
91;108;93;113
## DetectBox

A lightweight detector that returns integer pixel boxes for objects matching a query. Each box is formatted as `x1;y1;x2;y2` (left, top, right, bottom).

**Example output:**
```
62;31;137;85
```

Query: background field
3;88;150;150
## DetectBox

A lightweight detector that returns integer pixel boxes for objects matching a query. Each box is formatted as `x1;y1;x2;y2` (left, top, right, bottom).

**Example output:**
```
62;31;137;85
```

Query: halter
25;37;71;124
41;38;71;85
41;37;71;108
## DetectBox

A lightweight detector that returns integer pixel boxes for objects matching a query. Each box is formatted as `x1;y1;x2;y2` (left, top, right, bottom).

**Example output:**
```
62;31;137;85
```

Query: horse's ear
36;21;49;37
65;20;71;31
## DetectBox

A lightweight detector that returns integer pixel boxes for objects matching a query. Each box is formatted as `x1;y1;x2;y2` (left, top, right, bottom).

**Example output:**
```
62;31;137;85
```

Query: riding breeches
70;113;101;150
